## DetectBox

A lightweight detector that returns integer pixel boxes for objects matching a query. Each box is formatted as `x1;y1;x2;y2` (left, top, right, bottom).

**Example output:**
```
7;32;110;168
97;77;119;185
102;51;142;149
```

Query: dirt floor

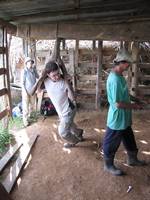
11;109;150;200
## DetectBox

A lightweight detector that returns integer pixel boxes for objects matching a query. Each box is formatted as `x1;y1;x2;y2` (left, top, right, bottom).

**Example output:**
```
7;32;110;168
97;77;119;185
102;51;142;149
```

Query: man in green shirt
103;48;146;176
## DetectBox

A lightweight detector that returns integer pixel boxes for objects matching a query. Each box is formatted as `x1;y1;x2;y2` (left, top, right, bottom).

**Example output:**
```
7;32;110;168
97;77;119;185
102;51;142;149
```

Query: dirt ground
11;109;150;200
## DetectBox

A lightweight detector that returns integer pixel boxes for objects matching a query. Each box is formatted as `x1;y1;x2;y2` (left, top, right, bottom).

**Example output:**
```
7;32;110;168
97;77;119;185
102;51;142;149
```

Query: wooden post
22;38;28;57
130;42;139;97
29;38;36;65
1;28;12;128
8;34;13;83
69;49;76;91
74;39;79;92
5;29;12;118
93;40;96;50
95;40;103;110
120;41;123;48
62;38;66;50
124;41;132;88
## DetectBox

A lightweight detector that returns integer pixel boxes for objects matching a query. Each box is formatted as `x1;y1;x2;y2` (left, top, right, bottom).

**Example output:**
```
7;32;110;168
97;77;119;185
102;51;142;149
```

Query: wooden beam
0;47;6;54
5;34;13;117
95;40;103;110
77;75;97;81
17;21;150;41
23;38;29;57
0;143;23;173
138;85;150;89
139;63;150;69
0;18;16;35
0;88;8;97
29;38;36;61
0;109;9;120
76;89;95;95
62;38;66;50
92;40;96;50
0;68;7;76
74;39;79;91
130;42;139;97
138;87;150;95
12;6;146;24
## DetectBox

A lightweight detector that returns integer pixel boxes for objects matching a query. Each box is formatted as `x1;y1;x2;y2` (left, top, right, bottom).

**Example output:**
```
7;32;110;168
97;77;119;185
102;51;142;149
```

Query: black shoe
63;143;77;148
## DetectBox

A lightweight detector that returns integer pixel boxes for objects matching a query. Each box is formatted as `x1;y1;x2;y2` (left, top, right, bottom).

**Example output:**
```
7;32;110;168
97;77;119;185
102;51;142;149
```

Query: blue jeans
58;108;81;143
103;126;138;159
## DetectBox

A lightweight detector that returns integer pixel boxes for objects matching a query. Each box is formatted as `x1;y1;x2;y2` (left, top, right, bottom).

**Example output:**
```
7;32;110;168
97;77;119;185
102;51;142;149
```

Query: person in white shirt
44;61;84;148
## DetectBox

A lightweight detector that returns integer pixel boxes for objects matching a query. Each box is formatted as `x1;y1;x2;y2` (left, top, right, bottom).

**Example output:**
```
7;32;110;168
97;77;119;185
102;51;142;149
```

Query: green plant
0;127;13;153
9;117;24;130
0;117;23;153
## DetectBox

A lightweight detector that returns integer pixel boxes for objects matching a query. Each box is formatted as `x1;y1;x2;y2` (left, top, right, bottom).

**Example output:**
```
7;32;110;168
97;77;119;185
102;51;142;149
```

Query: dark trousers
103;126;138;159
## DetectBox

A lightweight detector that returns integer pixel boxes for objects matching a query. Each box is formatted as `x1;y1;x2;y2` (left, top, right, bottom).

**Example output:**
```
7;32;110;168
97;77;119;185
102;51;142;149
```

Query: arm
21;69;28;94
66;81;76;105
108;79;142;110
116;102;143;110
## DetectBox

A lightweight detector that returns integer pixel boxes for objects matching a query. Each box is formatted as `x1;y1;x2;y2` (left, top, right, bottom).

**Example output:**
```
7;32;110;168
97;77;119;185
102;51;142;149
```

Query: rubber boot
127;151;146;166
104;157;124;176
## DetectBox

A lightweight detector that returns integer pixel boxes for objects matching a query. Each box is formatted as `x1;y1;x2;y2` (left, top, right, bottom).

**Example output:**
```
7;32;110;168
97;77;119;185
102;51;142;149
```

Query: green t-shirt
106;72;132;130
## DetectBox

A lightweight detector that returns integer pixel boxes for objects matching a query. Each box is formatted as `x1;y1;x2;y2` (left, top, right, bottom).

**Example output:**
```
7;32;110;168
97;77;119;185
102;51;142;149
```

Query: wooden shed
0;1;150;200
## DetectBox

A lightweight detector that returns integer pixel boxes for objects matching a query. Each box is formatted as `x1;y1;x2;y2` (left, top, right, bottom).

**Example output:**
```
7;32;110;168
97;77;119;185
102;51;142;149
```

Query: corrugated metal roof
0;0;149;25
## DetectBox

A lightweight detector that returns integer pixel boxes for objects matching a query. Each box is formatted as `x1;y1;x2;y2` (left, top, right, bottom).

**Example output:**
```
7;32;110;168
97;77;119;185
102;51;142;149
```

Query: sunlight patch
142;151;150;155
24;154;32;169
134;129;140;133
94;128;100;133
17;177;22;187
139;140;148;144
52;123;57;129
62;147;71;154
52;131;58;142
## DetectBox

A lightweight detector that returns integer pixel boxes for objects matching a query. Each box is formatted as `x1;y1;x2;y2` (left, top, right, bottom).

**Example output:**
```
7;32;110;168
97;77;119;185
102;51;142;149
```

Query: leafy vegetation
0;117;23;153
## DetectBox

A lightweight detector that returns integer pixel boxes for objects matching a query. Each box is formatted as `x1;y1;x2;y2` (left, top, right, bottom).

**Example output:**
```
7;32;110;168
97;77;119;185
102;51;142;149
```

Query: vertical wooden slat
5;29;12;117
0;68;7;75
120;41;124;48
74;39;79;92
0;109;9;120
62;38;66;50
23;38;28;57
130;42;139;97
8;34;13;83
29;38;36;63
69;49;76;90
93;40;96;50
95;40;103;110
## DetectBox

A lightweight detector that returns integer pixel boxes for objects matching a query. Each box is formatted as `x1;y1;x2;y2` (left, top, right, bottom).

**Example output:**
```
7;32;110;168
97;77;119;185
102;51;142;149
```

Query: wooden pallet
0;134;39;193
0;183;12;200
0;143;22;173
